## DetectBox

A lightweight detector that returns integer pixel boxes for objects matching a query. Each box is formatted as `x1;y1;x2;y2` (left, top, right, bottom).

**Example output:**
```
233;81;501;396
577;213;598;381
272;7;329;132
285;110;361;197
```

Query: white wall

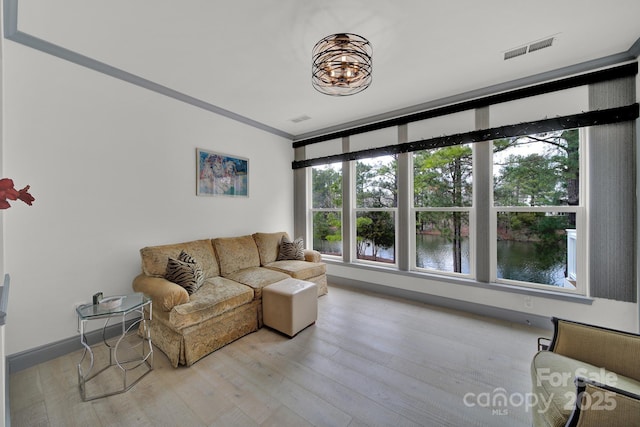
2;41;293;355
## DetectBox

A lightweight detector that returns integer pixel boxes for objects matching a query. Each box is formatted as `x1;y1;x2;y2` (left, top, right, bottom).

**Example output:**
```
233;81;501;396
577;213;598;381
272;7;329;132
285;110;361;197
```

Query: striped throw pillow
277;236;305;261
165;250;204;295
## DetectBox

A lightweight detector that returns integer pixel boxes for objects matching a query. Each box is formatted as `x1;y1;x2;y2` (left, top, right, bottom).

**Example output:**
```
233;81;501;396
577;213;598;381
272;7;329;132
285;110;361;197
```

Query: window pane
413;145;473;208
415;212;470;273
356;211;395;263
312;164;342;209
312;211;342;256
356;155;397;208
496;212;574;288
493;129;580;207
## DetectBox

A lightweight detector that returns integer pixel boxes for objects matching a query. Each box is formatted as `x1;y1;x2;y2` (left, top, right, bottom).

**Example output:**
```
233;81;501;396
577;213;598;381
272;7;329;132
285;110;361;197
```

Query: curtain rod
292;103;639;169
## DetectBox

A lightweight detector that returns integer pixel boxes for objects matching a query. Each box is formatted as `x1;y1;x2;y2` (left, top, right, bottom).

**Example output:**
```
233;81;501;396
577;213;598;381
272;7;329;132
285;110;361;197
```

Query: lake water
319;234;567;287
416;234;566;286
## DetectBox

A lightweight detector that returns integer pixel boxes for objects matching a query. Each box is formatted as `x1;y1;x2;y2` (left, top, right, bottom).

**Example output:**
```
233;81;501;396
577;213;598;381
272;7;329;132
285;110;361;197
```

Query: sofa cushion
140;239;219;279
168;278;254;330
225;267;289;299
213;235;261;276
277;236;305;260
264;260;326;280
531;351;640;427
165;251;205;295
253;231;288;265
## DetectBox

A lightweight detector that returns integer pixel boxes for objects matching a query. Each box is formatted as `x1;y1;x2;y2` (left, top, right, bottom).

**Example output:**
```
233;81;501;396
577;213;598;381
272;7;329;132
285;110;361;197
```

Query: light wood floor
10;285;550;427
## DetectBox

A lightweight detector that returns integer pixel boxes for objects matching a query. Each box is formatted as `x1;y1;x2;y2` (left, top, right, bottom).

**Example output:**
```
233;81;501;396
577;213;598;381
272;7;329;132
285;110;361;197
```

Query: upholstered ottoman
263;278;317;337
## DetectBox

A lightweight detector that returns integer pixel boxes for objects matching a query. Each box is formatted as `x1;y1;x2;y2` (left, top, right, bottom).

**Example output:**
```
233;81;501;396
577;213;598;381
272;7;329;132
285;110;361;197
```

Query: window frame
410;144;475;278
411;206;475;278
489;205;585;294
309;163;344;260
488;127;587;295
352;206;399;267
352;156;399;268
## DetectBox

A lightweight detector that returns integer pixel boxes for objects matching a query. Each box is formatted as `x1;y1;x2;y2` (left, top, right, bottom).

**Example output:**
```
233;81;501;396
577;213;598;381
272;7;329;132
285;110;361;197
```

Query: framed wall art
196;148;249;197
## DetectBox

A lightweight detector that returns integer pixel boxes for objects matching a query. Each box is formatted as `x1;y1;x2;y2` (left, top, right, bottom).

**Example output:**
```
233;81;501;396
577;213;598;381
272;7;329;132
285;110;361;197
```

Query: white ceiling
13;0;640;140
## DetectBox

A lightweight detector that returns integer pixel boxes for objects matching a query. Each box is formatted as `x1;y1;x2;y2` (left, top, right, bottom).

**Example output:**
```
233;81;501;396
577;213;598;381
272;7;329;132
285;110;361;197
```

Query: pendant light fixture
312;33;372;96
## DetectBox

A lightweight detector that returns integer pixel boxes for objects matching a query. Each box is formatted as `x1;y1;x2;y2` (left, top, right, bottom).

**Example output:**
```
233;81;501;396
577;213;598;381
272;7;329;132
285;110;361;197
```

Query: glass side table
76;292;153;401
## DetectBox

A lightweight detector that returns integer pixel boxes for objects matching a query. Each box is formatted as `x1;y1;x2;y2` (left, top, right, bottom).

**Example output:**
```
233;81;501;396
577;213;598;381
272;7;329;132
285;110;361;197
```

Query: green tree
356;211;395;260
414;145;472;272
494;129;579;218
312;166;342;209
493;130;579;256
356;156;397;208
414;145;472;207
356;156;397;261
494;153;562;206
312;166;342;253
313;211;342;253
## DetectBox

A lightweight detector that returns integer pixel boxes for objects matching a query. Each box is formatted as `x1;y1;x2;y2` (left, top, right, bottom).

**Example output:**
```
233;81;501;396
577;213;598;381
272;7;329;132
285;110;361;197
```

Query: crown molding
2;0;294;140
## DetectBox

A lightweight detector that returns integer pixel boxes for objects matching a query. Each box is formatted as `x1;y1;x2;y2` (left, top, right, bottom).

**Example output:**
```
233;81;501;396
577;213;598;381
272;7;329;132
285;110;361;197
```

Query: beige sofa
531;317;640;426
132;232;327;367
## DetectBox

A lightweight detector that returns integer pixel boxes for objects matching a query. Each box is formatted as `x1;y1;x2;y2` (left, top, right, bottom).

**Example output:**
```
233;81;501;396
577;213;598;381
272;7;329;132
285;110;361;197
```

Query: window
492;129;582;290
355;155;397;264
308;129;586;293
311;163;342;257
413;145;473;275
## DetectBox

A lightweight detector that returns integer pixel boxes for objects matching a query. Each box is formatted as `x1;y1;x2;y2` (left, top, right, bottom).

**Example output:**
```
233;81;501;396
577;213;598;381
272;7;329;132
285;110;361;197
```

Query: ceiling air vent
504;46;528;60
528;37;554;53
504;35;557;60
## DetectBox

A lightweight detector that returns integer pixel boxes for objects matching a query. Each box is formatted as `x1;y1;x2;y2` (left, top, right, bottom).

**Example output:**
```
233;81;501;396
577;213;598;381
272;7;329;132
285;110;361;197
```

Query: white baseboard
328;275;554;331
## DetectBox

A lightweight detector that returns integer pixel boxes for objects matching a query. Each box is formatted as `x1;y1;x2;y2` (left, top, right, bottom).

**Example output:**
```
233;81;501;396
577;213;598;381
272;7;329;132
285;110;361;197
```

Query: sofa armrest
565;377;640;427
549;317;640;381
132;274;189;312
304;249;322;263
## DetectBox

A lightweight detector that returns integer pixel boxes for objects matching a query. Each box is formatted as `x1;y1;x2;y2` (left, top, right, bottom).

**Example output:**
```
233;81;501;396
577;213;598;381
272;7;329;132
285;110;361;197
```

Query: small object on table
98;295;125;309
92;292;103;305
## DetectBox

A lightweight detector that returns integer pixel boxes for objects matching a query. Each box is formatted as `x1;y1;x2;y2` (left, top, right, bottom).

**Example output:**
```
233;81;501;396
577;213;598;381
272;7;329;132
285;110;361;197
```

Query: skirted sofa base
133;232;327;367
147;298;260;368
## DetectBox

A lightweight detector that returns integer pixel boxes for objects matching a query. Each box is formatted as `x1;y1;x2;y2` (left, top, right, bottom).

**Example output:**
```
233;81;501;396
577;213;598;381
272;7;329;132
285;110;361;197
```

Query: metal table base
76;293;153;401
